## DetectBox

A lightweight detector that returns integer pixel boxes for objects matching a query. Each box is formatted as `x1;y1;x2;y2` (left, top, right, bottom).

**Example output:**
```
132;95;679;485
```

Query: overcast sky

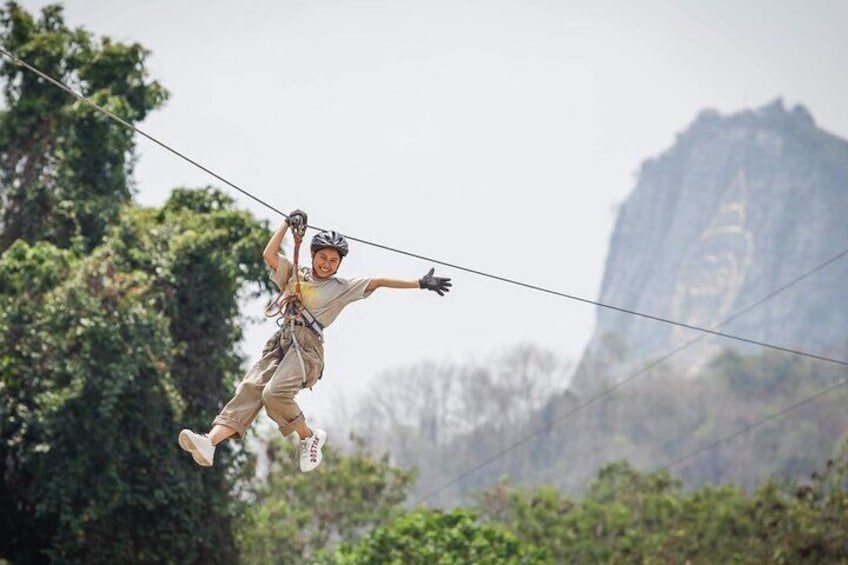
15;0;848;423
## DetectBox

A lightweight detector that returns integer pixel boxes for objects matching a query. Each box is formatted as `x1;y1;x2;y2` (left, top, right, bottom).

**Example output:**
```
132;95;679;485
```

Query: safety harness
264;221;325;387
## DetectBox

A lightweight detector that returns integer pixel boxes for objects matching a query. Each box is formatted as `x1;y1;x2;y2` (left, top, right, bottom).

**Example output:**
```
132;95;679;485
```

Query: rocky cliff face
571;100;848;395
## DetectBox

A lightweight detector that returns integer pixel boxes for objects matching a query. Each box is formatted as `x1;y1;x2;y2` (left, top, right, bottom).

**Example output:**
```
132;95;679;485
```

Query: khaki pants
213;325;324;438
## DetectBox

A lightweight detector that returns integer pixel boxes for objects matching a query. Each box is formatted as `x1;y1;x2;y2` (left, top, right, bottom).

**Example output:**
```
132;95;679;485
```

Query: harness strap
264;221;322;388
289;318;309;388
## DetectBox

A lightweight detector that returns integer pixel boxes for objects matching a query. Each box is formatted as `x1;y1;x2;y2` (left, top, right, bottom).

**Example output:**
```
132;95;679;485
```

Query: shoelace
299;437;319;463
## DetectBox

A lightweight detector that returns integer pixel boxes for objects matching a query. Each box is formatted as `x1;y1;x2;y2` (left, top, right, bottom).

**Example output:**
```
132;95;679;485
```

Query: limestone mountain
572;99;848;395
346;100;848;504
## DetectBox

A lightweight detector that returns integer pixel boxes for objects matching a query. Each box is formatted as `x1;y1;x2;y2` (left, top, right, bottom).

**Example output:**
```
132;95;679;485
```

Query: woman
179;209;451;472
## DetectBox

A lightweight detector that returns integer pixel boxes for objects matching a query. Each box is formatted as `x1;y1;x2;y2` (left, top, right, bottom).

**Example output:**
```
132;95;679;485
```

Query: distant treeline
340;342;848;507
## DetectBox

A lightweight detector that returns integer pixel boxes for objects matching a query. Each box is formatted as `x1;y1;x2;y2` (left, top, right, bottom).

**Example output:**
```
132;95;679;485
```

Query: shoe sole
178;430;212;467
301;431;327;473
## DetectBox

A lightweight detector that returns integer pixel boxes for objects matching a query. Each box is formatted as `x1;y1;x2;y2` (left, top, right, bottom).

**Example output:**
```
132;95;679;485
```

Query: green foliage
25;247;186;562
0;240;185;562
0;1;167;252
474;451;848;563
0;187;270;563
110;187;273;421
238;436;417;564
320;508;547;565
746;443;848;563
0;4;276;562
474;479;575;561
0;240;78;561
0;186;270;562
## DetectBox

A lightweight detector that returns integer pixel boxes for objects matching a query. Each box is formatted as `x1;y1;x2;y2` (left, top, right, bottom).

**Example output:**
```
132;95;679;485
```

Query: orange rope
291;230;304;304
265;224;307;321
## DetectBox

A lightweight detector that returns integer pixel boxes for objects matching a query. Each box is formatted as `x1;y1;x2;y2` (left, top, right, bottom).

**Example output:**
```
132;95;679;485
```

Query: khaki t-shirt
270;254;373;328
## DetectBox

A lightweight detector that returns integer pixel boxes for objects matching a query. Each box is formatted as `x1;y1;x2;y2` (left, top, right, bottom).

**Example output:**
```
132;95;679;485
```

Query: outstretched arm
366;278;420;293
366;268;452;296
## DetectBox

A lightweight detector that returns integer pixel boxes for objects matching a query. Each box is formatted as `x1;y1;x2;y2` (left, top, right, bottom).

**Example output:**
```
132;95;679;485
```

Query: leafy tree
0;190;272;561
0;239;202;562
0;1;167;252
474;451;848;563
0;4;277;562
474;478;576;562
0;3;288;563
476;463;687;562
238;435;417;564
745;439;848;563
0;187;271;563
0;241;79;562
319;508;547;565
111;187;273;421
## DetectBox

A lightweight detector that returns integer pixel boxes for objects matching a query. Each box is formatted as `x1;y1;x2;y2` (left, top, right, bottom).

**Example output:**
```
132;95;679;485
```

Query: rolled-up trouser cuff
212;415;249;440
280;411;304;437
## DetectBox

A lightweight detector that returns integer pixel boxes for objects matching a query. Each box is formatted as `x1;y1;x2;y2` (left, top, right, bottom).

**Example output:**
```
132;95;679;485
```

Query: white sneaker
299;429;327;472
178;429;215;467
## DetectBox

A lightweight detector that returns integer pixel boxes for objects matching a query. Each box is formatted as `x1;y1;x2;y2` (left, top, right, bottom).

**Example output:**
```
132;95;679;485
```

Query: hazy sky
14;0;848;422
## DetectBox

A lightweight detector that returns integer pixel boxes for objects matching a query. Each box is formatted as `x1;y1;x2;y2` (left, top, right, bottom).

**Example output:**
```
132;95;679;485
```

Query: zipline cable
6;43;848;511
0;45;290;220
2;46;845;371
414;247;848;504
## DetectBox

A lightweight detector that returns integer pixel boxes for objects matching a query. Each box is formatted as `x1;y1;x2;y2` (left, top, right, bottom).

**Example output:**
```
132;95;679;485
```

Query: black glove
286;209;308;228
419;268;452;296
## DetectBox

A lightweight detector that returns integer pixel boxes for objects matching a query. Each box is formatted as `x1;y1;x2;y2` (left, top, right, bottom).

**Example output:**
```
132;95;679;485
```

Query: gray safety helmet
311;230;349;257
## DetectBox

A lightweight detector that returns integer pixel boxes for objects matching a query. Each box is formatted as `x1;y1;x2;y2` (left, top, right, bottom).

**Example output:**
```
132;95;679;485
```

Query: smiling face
311;248;342;279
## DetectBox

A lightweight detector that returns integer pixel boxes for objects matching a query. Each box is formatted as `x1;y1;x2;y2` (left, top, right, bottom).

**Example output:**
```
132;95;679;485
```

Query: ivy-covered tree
0;187;271;563
0;1;167;252
111;187;273;421
0;241;79;562
0;4;275;561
